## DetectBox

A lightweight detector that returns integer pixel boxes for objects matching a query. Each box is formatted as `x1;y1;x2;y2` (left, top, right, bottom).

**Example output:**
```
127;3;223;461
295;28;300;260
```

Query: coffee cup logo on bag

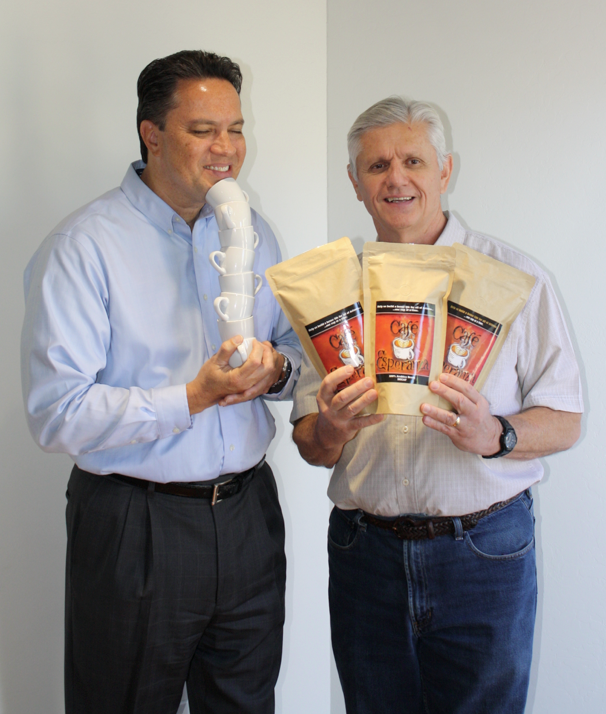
442;302;501;384
375;302;435;385
305;302;365;389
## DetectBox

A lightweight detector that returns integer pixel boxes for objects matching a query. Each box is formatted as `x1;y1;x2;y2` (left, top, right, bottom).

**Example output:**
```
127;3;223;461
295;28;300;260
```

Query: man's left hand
420;373;501;455
218;341;285;407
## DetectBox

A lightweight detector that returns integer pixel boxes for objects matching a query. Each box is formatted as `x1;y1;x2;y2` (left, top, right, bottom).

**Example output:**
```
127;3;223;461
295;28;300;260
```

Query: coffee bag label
442;301;502;385
375;301;435;385
305;302;365;389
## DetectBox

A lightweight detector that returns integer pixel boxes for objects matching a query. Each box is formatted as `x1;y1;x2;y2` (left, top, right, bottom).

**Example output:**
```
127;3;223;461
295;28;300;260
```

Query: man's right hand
186;337;278;415
292;365;384;467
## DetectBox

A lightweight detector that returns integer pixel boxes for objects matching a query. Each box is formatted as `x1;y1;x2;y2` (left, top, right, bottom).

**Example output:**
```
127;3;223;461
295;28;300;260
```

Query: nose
386;162;409;188
211;131;237;157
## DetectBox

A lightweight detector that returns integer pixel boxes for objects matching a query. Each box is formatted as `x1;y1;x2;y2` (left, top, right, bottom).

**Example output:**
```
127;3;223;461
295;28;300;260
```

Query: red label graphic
375;302;435;385
306;303;365;391
442;302;502;385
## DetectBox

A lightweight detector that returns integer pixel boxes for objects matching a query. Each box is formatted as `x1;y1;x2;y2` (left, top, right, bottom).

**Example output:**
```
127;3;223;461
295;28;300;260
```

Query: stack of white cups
205;178;263;368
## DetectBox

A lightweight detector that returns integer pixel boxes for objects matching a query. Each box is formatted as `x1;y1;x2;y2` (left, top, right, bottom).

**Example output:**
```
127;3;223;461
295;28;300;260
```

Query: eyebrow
188;118;245;127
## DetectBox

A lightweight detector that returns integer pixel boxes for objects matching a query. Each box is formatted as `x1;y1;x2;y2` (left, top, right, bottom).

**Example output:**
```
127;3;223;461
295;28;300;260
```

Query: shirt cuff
152;384;193;439
263;348;299;401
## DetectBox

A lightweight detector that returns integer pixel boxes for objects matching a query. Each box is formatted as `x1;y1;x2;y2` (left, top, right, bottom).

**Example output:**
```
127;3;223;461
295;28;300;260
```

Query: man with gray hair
291;96;583;713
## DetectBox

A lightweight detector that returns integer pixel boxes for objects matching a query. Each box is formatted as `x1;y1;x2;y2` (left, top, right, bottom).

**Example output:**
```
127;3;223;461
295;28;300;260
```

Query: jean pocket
327;507;362;551
464;498;535;562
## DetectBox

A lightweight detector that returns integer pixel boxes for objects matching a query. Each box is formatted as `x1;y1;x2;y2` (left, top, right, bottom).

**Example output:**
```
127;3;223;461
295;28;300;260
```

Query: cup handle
209;251;226;275
236;341;250;363
242;190;250;203
220;204;236;230
254;274;263;295
213;296;229;321
253;231;259;249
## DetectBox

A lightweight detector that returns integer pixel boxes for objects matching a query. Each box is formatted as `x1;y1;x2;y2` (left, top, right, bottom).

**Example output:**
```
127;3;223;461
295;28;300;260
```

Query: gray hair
347;96;449;179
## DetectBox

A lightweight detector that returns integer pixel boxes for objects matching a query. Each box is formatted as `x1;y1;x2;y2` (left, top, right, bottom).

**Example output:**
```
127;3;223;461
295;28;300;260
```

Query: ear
347;165;364;202
139;120;162;159
440;154;453;194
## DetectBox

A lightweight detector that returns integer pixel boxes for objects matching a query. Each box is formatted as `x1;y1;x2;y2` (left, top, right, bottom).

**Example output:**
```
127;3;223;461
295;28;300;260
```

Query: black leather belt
362;493;520;540
107;457;265;505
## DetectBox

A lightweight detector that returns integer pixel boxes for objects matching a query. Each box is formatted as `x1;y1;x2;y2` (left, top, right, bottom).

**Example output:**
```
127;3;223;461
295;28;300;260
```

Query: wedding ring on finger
453;415;461;428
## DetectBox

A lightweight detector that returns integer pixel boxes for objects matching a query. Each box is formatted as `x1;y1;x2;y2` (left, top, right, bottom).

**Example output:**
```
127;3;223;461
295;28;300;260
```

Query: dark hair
136;50;242;162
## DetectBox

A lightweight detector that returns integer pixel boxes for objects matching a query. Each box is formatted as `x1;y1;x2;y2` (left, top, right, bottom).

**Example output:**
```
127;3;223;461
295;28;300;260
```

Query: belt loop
147;481;155;493
354;510;367;533
452;517;464;541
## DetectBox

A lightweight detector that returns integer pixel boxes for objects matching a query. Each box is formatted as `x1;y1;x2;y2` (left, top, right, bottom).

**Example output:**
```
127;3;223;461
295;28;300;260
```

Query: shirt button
229;444;235;452
402;478;410;486
172;427;180;434
194;246;198;254
203;294;208;301
167;228;173;235
130;440;137;445
402;426;409;434
211;344;216;351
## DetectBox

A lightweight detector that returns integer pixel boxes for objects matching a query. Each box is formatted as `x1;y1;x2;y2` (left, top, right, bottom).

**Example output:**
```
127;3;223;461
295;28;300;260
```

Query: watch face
504;430;517;450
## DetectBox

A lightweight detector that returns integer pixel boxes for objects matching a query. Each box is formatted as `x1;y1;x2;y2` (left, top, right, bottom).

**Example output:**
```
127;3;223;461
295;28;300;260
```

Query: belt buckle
211;479;231;506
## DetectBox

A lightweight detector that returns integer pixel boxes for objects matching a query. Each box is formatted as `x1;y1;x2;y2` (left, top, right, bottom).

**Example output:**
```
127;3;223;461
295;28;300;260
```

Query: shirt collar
434;212;467;247
372;212;467;247
120;161;214;234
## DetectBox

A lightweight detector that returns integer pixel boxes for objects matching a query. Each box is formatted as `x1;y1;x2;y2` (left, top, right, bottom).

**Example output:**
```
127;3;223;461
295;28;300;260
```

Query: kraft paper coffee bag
439;243;536;409
266;237;365;391
363;243;455;416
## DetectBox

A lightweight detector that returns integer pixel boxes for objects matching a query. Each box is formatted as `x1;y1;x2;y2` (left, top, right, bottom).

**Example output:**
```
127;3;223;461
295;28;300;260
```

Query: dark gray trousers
65;463;286;714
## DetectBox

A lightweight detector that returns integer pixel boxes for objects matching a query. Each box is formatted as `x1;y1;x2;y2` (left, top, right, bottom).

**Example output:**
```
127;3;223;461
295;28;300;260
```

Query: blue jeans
328;491;537;714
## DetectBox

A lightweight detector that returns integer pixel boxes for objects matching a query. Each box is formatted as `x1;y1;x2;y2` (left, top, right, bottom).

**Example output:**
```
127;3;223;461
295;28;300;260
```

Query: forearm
292;414;350;468
505;407;582;460
25;381;190;455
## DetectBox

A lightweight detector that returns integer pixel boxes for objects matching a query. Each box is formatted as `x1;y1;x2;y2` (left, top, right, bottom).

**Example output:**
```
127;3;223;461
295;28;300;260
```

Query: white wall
0;2;329;713
327;1;605;712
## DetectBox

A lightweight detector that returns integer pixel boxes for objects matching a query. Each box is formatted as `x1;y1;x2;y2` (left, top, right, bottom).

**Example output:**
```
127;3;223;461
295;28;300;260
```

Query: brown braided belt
362;493;520;540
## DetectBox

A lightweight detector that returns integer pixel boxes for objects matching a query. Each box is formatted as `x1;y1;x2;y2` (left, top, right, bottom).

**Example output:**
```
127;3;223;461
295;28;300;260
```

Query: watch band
482;415;517;459
267;353;291;394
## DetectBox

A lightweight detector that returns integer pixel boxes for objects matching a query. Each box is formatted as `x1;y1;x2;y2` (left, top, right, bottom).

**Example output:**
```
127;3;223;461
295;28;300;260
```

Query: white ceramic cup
219;226;259;251
218;271;263;296
215;201;252;230
214;292;255;321
393;338;415;361
217;316;255;368
209;247;255;275
205;178;249;208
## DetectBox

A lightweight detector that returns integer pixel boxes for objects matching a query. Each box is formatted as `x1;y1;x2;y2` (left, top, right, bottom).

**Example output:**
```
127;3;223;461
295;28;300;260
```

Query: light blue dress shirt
21;162;301;482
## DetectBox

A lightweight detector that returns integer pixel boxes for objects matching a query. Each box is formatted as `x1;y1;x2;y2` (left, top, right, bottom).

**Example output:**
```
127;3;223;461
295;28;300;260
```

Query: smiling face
140;77;246;225
349;122;452;244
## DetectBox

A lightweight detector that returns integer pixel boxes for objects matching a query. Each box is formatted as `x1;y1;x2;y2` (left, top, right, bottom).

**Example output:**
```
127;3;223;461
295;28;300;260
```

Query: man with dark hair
21;50;300;714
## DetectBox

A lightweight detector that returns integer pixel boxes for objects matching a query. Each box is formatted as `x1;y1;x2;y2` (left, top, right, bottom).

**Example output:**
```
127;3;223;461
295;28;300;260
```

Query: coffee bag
439;243;536;408
266;237;365;391
363;243;455;415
